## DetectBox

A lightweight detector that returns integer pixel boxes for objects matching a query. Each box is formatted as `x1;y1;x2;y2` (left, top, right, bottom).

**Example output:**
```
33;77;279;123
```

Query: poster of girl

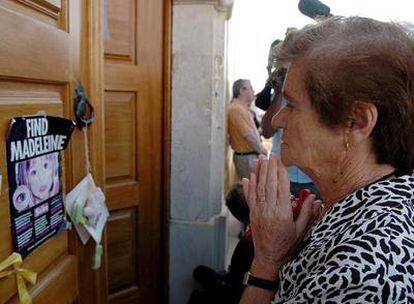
12;152;60;212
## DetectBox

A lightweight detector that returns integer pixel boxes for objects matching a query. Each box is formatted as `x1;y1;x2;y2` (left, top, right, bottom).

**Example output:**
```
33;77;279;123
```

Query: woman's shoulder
367;172;414;198
340;172;414;213
312;172;414;241
359;172;414;214
335;172;414;245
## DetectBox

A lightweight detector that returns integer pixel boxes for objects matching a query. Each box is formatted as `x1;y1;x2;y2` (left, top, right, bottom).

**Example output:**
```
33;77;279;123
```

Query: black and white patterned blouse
273;172;414;303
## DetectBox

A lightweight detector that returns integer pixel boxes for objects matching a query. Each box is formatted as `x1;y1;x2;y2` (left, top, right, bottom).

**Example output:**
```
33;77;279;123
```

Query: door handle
74;83;95;128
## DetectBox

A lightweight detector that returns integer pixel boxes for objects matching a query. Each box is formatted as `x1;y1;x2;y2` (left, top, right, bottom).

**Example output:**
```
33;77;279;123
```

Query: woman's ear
347;101;378;143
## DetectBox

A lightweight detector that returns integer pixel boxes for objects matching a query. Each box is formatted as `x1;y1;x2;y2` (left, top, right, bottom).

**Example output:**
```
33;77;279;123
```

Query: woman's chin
279;154;292;167
280;147;299;167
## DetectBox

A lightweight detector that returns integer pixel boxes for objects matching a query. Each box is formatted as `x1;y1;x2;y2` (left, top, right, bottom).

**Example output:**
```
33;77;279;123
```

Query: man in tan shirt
228;79;267;179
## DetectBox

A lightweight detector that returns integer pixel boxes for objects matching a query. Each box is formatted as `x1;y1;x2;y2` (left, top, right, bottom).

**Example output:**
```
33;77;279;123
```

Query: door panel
0;0;67;28
105;91;137;183
105;90;139;211
9;254;78;303
104;0;164;303
0;1;104;303
0;5;74;295
107;209;138;293
104;0;136;62
0;5;69;81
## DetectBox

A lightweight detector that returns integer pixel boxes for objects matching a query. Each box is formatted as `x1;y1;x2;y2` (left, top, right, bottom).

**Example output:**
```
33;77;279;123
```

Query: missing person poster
6;115;75;257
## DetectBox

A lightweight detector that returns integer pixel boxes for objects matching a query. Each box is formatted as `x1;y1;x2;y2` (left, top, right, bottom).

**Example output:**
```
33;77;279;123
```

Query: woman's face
271;63;344;176
27;155;54;202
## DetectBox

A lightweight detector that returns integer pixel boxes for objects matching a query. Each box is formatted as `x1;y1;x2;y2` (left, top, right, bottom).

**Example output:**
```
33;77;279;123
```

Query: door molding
162;1;172;302
68;1;107;303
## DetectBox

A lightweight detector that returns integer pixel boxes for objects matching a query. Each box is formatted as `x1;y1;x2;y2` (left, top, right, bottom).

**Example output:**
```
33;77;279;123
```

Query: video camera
298;0;332;19
255;67;287;111
256;0;332;111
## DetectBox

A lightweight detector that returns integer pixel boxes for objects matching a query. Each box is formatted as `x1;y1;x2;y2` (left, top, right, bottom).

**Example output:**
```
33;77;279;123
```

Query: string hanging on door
83;123;92;174
82;122;105;269
66;83;108;270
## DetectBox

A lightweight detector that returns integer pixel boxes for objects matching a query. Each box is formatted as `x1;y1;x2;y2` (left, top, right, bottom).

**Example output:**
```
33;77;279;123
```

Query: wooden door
104;0;165;303
0;1;106;303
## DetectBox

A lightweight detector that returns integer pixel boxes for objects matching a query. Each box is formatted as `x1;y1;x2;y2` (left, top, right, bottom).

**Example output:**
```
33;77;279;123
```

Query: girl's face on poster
28;155;54;202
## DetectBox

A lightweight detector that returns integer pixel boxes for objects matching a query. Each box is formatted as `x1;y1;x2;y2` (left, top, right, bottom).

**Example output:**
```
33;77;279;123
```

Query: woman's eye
17;193;26;201
30;170;36;176
44;162;48;169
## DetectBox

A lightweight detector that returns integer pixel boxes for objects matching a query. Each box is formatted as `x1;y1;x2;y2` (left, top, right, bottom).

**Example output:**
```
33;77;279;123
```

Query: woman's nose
271;108;286;129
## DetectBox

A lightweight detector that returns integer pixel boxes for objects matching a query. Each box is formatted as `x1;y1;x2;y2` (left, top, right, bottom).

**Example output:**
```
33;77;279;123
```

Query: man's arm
261;93;282;139
229;105;267;154
245;130;267;154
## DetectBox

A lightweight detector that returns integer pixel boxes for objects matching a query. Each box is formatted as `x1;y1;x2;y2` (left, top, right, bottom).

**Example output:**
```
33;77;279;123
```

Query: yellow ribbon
0;252;37;304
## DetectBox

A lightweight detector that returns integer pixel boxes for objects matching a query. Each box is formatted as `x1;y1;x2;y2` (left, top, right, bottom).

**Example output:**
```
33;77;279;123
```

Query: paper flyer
6;115;75;257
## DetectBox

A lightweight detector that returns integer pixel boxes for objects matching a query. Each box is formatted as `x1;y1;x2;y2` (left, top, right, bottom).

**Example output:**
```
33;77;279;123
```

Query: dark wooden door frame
162;0;172;303
69;1;107;303
69;0;172;302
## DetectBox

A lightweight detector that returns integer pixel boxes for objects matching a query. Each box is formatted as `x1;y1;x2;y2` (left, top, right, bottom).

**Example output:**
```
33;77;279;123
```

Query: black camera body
271;68;287;92
255;68;287;111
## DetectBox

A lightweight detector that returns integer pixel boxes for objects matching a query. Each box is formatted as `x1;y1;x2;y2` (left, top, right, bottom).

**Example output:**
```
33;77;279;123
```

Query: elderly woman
240;16;414;303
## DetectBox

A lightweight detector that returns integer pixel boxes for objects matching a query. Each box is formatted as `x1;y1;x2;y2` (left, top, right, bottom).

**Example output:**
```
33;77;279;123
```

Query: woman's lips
40;185;47;192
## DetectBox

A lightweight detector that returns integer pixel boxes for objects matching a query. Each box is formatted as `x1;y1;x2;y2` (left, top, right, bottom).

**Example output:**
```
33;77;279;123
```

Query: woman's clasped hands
242;154;320;280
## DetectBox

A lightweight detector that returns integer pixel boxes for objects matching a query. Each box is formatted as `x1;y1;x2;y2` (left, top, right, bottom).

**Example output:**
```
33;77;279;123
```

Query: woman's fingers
295;194;316;237
312;200;322;220
266;154;278;206
257;156;268;203
247;173;257;211
277;159;291;214
252;158;260;177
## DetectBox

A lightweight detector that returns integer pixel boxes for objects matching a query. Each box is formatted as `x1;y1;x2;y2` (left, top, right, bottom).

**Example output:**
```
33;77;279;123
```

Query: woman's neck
311;154;395;209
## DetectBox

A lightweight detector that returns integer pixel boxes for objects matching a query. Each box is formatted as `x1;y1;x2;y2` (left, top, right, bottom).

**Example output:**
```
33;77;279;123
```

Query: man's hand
260;146;268;156
245;130;265;154
261;94;282;139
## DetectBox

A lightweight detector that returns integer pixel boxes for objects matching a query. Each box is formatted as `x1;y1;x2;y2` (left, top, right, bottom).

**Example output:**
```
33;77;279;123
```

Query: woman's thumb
295;194;316;237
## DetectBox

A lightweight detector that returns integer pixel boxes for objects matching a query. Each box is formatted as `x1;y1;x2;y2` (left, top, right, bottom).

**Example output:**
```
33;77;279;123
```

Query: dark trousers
188;237;254;304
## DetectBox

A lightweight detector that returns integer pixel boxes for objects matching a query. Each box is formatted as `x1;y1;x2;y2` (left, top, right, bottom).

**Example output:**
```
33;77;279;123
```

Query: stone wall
170;1;232;303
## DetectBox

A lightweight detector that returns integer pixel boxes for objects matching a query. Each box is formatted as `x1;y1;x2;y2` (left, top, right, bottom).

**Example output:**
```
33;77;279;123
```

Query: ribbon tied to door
0;252;37;304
